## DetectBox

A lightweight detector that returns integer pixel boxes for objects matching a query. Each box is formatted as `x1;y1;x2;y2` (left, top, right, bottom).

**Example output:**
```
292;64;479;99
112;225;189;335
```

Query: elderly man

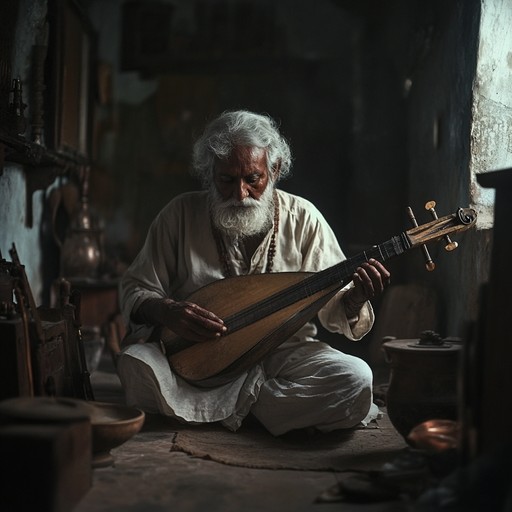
117;110;390;436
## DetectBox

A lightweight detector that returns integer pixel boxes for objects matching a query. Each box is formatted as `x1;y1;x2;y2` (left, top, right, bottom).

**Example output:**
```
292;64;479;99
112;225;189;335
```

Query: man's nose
234;180;249;201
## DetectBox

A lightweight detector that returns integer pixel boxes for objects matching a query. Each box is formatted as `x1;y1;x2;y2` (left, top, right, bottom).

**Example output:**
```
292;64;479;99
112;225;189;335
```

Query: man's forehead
215;146;267;167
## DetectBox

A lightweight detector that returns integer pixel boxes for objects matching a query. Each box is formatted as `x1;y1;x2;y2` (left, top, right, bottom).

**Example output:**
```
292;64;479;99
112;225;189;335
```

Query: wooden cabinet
64;278;120;333
475;168;512;455
52;277;122;369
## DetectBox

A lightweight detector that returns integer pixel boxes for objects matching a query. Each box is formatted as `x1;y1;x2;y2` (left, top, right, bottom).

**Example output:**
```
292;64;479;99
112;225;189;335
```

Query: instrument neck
316;233;411;290
225;233;411;333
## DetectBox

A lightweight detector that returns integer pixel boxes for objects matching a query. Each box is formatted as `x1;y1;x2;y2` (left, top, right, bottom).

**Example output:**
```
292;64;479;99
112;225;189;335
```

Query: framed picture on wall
47;0;95;163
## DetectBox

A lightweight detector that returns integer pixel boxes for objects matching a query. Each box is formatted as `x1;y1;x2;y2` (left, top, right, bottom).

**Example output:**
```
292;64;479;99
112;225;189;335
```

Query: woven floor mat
160;410;407;472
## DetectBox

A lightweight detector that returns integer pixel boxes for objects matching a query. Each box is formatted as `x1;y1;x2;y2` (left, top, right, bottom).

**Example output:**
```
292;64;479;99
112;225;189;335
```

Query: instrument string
224;237;405;332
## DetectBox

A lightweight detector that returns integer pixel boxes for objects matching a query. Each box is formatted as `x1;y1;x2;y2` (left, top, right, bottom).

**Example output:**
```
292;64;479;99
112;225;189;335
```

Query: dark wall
335;0;490;339
86;0;488;352
0;0;492;368
402;0;490;336
87;0;399;266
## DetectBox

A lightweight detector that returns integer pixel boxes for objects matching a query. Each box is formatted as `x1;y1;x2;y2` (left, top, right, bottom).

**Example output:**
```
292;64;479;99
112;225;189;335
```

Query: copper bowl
79;400;145;467
407;419;459;453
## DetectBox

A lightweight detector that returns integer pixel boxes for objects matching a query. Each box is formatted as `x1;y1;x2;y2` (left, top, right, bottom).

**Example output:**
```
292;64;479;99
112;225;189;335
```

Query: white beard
209;184;275;239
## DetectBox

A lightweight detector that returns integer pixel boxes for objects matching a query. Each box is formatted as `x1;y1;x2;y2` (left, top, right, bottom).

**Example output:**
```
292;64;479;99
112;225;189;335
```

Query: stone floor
74;350;420;512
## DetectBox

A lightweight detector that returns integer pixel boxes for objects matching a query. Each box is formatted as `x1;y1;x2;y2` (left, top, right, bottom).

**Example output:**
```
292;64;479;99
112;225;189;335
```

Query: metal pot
383;331;462;440
57;198;102;279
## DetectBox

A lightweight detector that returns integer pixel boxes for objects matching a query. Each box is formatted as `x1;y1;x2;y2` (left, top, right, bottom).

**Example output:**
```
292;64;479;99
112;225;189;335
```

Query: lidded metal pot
52;168;102;279
383;330;462;440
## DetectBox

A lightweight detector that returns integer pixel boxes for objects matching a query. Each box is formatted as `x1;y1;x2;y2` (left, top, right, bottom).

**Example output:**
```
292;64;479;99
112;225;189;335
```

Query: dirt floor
74;351;424;512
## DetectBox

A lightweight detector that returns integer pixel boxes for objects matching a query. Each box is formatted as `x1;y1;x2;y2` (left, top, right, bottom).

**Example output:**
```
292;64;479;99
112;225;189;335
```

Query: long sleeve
275;191;374;341
119;191;223;344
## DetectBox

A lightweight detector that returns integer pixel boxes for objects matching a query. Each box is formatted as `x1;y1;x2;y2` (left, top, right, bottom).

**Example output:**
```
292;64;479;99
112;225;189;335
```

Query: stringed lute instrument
149;204;477;388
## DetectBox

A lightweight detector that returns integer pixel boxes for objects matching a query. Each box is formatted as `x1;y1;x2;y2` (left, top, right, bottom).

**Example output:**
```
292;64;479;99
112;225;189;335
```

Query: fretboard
225;233;411;333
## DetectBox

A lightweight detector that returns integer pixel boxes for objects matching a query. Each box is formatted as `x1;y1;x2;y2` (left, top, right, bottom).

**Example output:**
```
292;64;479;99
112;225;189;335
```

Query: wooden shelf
0;130;89;227
0;131;88;170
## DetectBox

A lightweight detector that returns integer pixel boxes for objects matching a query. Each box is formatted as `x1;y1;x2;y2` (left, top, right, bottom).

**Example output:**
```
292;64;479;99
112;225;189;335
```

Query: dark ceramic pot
383;332;462;440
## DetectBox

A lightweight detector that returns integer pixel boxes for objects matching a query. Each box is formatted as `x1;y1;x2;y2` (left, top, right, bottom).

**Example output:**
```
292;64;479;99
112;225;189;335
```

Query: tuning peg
425;201;459;251
407;207;435;271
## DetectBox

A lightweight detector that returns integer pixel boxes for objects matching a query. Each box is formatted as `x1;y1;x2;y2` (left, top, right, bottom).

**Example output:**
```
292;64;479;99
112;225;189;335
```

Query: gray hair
191;110;292;188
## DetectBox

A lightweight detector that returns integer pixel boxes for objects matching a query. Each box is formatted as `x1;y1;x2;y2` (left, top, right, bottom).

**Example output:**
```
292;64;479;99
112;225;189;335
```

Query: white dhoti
116;338;379;436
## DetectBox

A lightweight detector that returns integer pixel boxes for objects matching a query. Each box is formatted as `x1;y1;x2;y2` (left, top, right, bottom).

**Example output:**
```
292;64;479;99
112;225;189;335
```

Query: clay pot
383;332;462;440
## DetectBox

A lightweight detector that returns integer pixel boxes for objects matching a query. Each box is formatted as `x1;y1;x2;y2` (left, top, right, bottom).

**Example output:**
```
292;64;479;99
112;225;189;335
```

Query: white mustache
217;197;260;209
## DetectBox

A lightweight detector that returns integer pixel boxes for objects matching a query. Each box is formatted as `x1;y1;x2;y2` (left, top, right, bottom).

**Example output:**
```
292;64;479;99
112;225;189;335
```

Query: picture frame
47;0;95;163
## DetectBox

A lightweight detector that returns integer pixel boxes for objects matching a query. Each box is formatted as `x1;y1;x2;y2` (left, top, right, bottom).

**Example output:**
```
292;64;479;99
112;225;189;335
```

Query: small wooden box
31;319;68;397
0;317;33;399
0;420;92;512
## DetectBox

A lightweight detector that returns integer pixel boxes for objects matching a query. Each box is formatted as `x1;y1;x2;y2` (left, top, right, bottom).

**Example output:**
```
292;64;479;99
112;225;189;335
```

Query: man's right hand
136;298;226;343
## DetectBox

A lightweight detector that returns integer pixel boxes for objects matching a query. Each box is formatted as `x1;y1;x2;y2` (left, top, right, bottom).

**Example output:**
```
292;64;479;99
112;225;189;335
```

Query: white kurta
117;189;378;434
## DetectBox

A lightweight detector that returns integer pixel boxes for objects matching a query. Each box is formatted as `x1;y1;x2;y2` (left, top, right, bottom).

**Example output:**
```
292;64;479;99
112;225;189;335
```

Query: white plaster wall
0;167;45;299
471;0;512;227
0;0;48;303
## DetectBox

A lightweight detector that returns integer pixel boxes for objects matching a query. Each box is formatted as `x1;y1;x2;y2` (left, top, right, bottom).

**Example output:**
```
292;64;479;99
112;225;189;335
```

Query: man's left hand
343;259;391;317
351;259;391;302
